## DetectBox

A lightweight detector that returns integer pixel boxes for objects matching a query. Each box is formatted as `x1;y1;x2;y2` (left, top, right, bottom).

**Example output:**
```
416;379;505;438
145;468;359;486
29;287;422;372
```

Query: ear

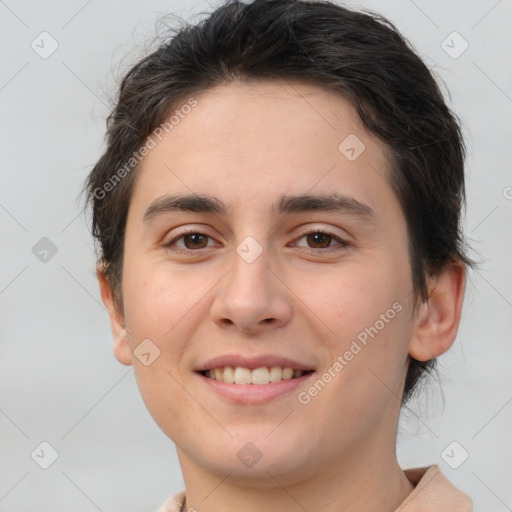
97;265;132;366
408;262;466;361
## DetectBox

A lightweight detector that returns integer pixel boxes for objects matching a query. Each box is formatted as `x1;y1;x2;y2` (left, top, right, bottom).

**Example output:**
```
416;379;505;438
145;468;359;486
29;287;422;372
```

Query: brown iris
182;233;209;249
306;232;332;249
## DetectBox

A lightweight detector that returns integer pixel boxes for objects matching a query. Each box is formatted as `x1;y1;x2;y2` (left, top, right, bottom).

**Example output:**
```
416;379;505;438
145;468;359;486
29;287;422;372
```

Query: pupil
185;233;206;249
308;233;330;248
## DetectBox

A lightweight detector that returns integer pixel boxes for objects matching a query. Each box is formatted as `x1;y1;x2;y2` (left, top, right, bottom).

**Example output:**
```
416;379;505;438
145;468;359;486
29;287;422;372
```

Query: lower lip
197;372;315;404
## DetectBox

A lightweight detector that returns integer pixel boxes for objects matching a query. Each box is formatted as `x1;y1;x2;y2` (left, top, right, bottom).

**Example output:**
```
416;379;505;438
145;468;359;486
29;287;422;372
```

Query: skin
98;79;466;512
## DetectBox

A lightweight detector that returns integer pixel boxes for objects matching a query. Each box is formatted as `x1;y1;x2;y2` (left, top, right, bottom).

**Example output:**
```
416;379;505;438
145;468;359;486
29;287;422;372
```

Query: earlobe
96;265;133;366
408;262;466;362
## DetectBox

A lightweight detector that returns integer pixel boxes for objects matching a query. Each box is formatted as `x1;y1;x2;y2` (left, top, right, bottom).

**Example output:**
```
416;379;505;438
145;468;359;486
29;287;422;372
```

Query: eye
164;229;216;252
163;228;350;254
293;229;350;251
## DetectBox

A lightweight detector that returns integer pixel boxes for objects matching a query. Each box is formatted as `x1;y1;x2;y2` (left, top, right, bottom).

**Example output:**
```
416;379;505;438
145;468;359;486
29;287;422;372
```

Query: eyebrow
142;192;375;223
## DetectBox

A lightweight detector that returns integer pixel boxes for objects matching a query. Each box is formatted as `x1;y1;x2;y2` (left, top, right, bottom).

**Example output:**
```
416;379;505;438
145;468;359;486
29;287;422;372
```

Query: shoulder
397;465;473;511
154;489;186;512
157;469;474;512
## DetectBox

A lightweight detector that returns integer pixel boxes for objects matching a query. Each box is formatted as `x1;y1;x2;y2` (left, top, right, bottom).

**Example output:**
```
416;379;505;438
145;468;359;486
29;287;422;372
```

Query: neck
177;435;414;512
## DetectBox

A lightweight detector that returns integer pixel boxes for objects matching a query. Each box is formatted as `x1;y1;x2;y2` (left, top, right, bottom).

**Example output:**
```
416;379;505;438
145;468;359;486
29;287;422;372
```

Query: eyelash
164;228;350;254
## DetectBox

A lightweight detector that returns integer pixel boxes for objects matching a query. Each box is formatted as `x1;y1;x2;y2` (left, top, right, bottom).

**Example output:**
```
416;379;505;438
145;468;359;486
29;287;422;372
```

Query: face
107;80;422;485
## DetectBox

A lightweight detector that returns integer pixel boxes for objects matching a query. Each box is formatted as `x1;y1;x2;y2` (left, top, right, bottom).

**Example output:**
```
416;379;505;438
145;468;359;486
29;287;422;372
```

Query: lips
194;354;317;403
197;366;315;404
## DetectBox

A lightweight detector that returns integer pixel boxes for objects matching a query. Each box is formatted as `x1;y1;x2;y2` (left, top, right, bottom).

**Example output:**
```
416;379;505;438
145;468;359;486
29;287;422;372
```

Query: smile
201;366;314;385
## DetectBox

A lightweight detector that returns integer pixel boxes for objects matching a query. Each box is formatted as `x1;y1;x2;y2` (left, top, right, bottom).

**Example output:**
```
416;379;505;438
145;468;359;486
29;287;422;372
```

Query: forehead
132;79;395;219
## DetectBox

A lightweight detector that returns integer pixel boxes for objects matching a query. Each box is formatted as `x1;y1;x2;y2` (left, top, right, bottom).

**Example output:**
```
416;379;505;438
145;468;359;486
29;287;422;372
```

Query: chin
193;431;319;484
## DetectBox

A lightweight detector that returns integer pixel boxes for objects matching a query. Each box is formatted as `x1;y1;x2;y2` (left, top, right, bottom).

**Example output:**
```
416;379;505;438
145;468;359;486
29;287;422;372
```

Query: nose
210;245;293;334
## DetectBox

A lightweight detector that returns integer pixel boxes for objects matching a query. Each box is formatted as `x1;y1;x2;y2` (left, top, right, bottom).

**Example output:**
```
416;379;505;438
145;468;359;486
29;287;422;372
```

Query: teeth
251;367;270;385
269;366;282;383
234;366;252;385
204;366;309;385
282;367;294;380
223;366;235;383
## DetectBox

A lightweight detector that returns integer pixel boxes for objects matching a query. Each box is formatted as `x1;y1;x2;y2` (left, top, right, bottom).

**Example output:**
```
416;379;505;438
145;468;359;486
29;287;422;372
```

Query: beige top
155;465;473;512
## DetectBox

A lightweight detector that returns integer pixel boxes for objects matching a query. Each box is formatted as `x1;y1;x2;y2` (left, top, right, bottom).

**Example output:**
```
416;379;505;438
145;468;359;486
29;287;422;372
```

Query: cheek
120;260;208;435
122;259;200;340
293;261;400;341
295;259;411;401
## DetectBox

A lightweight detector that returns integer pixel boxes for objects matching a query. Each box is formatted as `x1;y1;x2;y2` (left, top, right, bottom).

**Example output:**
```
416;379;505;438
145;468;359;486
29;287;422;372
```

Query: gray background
1;0;511;510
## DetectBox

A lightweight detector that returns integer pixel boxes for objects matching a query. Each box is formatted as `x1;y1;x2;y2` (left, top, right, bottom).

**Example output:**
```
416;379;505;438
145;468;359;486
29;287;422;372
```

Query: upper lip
195;354;316;372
